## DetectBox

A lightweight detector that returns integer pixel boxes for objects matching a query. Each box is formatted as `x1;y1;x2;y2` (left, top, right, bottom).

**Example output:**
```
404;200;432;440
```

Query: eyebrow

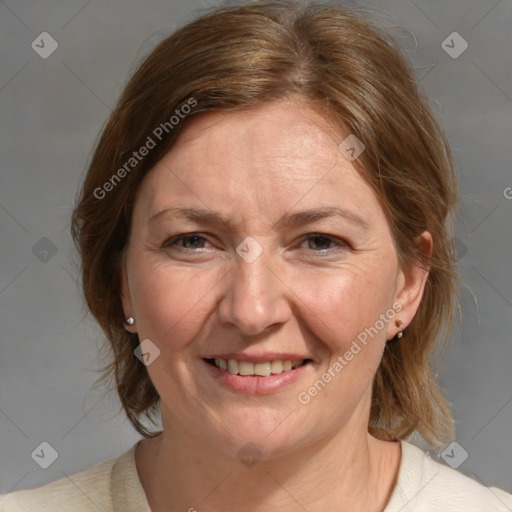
148;206;370;231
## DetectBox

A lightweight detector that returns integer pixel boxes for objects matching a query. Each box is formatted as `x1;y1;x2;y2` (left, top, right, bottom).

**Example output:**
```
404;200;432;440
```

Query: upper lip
202;352;312;363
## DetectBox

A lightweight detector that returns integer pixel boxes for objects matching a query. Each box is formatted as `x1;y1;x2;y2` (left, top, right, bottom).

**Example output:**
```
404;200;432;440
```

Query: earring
394;319;405;340
124;316;135;326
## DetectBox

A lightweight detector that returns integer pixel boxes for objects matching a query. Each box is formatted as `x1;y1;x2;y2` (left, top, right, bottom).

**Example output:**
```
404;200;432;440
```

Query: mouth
204;358;312;377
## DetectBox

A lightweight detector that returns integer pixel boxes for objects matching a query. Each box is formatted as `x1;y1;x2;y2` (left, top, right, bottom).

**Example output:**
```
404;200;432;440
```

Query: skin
121;97;432;512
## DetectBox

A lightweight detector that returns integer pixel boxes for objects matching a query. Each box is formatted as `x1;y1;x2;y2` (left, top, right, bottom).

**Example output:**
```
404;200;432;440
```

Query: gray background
1;0;511;499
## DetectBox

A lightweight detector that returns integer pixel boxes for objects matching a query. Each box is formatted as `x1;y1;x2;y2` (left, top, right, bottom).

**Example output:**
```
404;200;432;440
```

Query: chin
203;406;318;462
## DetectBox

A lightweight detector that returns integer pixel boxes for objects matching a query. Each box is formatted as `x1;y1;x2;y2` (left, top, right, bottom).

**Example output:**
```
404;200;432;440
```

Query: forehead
135;100;385;229
167;100;346;180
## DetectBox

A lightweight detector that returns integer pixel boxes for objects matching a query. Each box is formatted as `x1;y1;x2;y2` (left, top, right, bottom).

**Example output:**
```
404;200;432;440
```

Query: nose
217;255;292;336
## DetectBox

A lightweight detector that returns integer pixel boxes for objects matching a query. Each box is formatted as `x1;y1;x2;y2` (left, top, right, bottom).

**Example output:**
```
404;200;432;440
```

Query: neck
136;417;401;512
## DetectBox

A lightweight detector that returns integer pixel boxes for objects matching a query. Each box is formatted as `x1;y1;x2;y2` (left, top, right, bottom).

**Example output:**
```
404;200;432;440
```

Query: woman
2;1;511;511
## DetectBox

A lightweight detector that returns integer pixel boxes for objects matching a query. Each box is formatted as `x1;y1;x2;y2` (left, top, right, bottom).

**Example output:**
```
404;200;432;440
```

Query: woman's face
122;99;430;458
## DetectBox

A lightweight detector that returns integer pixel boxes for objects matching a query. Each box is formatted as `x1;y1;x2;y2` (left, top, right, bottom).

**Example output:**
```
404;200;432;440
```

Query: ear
387;230;432;340
120;253;137;334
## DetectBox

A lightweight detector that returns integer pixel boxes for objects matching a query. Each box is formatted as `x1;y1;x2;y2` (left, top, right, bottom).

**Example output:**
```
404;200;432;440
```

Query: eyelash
161;232;348;254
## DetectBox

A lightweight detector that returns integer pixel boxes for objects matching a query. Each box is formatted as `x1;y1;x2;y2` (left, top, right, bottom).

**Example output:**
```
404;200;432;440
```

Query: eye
299;233;347;252
163;233;211;251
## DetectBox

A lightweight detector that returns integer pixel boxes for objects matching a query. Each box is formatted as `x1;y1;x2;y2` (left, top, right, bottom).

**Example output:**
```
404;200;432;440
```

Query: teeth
238;361;254;375
227;359;238;374
255;362;271;377
213;358;305;376
270;360;283;374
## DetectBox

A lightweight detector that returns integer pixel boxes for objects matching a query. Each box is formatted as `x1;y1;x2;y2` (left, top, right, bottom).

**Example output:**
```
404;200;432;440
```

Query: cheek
291;263;394;360
129;259;221;350
291;267;395;413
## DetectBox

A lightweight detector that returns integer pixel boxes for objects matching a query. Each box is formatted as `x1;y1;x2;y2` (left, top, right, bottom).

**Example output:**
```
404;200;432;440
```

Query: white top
1;440;511;511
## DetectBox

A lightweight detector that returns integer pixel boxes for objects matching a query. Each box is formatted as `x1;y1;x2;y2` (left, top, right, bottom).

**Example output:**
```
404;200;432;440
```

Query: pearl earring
124;316;135;326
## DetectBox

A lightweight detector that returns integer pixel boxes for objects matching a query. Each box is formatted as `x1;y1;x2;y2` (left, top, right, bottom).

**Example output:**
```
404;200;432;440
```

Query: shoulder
0;444;138;512
385;440;512;512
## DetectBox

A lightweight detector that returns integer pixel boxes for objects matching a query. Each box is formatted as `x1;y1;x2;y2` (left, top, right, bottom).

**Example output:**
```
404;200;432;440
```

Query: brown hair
71;0;462;446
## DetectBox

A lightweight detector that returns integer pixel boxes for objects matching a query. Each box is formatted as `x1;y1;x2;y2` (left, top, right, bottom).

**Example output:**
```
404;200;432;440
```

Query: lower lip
203;359;311;395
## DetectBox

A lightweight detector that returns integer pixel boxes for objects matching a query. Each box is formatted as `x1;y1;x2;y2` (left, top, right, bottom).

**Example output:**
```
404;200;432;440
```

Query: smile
205;358;308;376
202;356;313;394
